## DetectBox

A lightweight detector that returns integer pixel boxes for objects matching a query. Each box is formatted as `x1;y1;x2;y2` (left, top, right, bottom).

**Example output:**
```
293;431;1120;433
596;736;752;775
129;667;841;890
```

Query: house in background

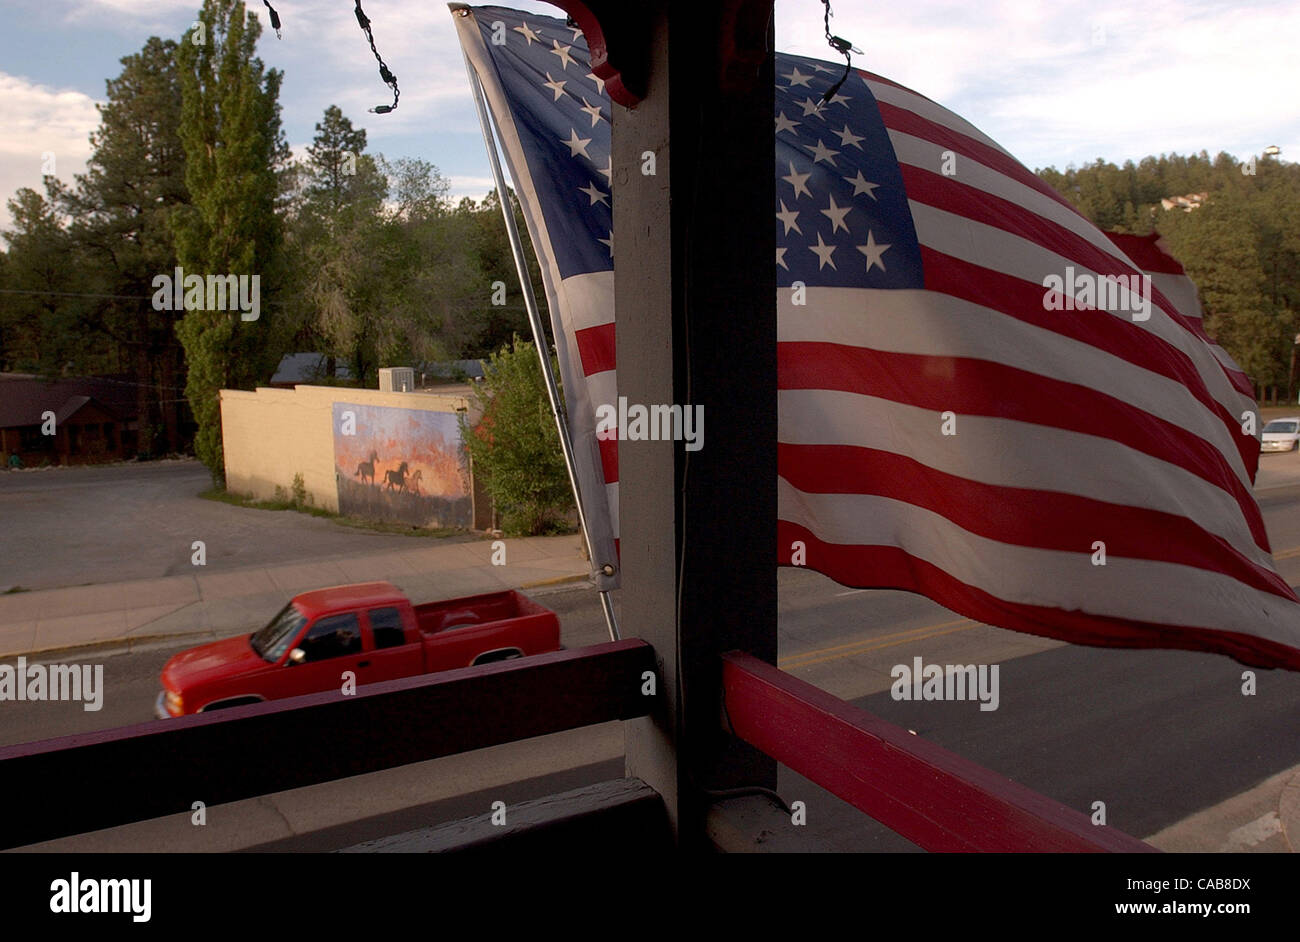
0;374;140;466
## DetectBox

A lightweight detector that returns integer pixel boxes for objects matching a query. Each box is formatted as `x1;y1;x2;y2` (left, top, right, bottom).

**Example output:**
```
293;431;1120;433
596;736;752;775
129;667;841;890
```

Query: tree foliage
172;0;288;481
458;336;574;536
1037;152;1300;396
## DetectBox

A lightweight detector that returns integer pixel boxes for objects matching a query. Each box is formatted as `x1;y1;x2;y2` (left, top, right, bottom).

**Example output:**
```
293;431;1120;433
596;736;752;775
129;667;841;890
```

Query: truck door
360;606;425;683
278;611;367;699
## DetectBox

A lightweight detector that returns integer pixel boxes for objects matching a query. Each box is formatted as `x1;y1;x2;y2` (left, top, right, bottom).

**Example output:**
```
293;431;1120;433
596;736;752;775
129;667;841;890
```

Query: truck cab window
368;607;407;649
299;613;362;662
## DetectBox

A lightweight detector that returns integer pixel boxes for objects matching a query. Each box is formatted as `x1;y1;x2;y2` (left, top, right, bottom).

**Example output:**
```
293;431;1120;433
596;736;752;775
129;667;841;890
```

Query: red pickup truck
155;581;560;717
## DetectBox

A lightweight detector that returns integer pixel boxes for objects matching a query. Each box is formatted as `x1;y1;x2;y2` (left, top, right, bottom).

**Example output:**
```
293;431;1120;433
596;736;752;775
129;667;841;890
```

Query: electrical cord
819;0;861;107
354;1;400;114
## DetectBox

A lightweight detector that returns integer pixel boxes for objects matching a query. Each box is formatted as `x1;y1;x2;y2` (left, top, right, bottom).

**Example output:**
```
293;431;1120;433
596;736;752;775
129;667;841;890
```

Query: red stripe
919;246;1260;480
779;443;1292;599
1105;231;1186;275
855;68;916;95
901;166;1187;327
776;521;1300;671
779;341;1268;550
597;433;619;484
876;100;1084;226
880;104;1249;391
575;322;615;377
899;165;1247;392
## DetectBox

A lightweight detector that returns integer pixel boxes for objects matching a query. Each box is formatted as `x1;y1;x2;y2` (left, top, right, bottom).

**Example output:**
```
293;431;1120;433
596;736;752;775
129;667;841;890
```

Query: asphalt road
7;463;1300;851
0;459;479;592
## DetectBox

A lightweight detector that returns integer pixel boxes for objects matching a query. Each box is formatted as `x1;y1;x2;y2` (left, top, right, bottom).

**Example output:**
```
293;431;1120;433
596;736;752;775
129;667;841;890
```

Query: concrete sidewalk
0;534;592;657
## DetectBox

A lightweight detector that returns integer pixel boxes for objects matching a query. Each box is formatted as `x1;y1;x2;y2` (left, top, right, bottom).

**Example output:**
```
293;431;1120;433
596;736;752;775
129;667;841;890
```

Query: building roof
0;374;138;428
272;353;353;385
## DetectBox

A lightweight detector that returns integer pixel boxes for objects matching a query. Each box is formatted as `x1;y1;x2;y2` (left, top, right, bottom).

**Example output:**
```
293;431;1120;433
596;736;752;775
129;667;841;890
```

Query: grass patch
199;487;470;539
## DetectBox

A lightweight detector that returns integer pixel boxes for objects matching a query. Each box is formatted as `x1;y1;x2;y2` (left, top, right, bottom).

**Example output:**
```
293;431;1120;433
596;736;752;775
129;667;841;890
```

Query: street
5;459;1300;851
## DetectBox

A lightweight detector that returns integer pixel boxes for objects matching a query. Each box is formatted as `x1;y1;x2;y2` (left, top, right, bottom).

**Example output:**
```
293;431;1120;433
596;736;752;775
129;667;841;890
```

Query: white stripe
778;287;1255;494
777;388;1271;566
888;130;1133;270
1149;272;1202;320
778;479;1300;645
909;201;1258;421
864;76;1014;160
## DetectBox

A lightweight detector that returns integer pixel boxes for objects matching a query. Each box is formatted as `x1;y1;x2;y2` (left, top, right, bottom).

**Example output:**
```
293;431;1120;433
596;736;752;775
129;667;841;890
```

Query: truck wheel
472;649;523;665
199;696;264;712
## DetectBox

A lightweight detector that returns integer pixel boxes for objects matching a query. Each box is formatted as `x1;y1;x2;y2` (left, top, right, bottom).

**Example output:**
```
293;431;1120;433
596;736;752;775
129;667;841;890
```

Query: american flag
453;5;1300;669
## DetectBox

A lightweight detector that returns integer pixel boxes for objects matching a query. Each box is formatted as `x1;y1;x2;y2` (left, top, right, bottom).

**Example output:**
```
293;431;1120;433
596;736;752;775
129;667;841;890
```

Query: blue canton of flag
773;54;922;292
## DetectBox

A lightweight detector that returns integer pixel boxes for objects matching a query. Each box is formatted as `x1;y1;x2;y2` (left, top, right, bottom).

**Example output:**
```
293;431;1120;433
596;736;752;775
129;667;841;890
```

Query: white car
1260;417;1300;453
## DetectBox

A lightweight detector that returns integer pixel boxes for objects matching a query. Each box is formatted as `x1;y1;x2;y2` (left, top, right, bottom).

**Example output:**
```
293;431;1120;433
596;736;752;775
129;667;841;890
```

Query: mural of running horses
332;402;472;528
384;461;410;492
354;451;378;485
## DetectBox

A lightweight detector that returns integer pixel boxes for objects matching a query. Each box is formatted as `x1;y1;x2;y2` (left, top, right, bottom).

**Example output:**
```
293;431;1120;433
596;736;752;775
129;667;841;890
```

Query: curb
518;573;592;590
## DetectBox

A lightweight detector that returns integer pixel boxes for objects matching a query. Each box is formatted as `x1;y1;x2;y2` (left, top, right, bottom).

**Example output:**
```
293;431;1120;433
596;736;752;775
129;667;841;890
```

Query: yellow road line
779;617;977;670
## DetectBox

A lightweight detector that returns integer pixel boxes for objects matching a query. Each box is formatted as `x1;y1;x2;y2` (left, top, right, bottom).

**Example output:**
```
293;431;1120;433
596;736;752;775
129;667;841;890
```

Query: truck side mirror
288;648;306;665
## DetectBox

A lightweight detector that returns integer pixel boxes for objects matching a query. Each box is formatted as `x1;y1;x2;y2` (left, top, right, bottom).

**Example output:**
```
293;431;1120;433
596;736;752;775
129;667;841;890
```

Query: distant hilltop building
1160;192;1209;212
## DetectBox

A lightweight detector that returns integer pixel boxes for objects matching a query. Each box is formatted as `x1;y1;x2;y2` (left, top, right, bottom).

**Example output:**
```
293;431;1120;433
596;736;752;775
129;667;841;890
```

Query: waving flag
452;5;1300;670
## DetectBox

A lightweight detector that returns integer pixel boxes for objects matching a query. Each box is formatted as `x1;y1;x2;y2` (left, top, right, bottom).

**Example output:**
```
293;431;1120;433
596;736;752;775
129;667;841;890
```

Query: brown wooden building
0;373;141;466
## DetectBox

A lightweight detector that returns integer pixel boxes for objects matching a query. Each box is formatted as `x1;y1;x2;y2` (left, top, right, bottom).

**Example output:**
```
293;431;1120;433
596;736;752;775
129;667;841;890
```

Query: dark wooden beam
613;2;778;846
0;640;655;849
722;651;1158;852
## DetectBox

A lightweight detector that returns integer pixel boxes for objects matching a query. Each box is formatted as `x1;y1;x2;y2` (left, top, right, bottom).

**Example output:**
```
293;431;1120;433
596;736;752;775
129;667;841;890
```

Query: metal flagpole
461;53;621;642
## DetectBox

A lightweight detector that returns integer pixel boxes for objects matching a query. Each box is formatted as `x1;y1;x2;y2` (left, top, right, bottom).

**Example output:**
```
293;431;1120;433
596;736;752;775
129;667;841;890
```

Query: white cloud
0;73;99;231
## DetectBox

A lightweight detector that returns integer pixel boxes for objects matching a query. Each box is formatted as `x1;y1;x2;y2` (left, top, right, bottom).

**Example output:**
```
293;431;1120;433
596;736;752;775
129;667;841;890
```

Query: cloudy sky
1;0;1296;231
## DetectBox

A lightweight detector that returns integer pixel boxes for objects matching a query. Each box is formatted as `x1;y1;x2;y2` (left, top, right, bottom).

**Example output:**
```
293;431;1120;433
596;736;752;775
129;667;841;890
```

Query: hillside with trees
1037;152;1300;401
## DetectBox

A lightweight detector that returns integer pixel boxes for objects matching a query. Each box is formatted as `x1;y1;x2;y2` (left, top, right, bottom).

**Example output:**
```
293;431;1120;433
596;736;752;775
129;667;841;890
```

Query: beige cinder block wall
220;385;479;517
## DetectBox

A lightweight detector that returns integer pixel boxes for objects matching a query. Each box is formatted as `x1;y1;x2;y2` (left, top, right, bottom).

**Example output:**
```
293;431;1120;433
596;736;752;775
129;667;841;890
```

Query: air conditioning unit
379;367;415;393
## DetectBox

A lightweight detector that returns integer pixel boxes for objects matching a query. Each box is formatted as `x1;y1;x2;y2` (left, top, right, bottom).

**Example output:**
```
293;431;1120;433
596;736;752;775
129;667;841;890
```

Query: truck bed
413;589;554;636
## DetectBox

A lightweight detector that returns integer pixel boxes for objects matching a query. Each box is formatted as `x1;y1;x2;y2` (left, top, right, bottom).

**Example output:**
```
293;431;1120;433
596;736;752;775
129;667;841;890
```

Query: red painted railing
721;650;1157;852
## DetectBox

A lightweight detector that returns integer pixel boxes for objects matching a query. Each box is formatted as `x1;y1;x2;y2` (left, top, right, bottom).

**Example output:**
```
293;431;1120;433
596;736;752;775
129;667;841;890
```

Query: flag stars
561;128;592;159
569;24;585;41
776;246;788;270
809;233;838;270
513;22;540;45
542;72;567;101
857;231;891;273
781;161;812;199
827;92;851;108
597;157;612;183
808;139;840;166
775;111;800;135
587;71;606;94
599;231;613;257
776;200;801;235
783;66;813;87
835;124;864;149
846;170;881;200
579;182;608;206
820;194;851;233
798;96;826;118
579;98;604;126
550;39;577;70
